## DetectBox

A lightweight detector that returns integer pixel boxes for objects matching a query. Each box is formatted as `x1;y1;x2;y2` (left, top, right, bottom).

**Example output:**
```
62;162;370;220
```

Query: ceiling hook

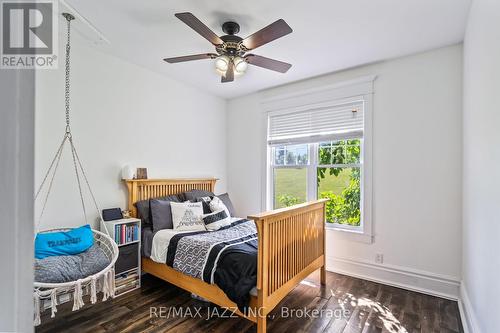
62;12;75;22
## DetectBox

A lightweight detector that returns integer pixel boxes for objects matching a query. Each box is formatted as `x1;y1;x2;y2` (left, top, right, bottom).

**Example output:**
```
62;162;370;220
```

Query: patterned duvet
150;219;258;312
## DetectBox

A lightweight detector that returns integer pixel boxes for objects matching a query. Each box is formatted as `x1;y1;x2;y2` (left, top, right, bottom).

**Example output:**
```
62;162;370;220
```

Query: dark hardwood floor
36;271;463;333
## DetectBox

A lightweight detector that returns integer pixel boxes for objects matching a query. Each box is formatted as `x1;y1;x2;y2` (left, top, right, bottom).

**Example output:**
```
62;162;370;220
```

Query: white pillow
170;201;205;231
209;196;231;218
202;210;231;231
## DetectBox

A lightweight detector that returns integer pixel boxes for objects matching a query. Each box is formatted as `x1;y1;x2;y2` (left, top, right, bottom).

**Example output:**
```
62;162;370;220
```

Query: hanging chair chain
64;13;73;134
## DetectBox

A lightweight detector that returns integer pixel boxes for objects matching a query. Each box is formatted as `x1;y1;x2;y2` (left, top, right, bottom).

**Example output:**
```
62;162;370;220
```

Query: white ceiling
67;0;471;99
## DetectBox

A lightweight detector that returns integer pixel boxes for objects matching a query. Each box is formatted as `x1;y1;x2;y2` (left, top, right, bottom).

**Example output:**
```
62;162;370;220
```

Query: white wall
227;45;463;298
35;35;227;230
0;70;35;332
461;0;500;332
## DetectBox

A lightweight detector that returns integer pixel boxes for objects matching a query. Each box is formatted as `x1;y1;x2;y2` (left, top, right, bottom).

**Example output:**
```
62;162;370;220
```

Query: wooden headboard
123;178;218;218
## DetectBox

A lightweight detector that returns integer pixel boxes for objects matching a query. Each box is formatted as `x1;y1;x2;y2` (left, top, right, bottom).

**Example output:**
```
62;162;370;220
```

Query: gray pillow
217;193;236;217
134;199;151;224
134;195;180;225
183;189;214;202
151;199;175;232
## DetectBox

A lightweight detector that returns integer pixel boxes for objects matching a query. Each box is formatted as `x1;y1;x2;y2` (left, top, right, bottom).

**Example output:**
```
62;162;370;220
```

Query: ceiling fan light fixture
164;13;293;83
233;56;248;74
214;55;230;72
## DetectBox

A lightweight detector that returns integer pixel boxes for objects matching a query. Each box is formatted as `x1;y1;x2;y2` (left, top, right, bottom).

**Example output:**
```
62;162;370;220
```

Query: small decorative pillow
197;196;213;214
170;201;205;231
202;210;231;231
209;196;231;218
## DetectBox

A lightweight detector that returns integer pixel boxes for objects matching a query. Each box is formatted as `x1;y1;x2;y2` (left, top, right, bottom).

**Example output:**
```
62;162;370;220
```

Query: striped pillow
209;196;231;218
197;196;213;214
202;210;231;231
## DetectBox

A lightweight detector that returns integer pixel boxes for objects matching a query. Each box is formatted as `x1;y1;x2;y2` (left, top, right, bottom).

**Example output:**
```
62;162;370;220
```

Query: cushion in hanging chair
35;224;94;259
34;244;110;284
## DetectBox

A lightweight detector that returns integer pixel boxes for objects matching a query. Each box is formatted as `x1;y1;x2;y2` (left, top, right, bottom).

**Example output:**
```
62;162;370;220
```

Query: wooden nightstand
100;218;141;296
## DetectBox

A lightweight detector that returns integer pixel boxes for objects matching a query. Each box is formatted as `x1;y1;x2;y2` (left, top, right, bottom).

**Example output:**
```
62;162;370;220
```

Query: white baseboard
326;256;460;300
458;282;479;333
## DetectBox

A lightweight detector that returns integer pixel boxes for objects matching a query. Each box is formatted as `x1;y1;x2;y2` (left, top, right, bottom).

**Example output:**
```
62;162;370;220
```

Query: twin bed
124;178;327;333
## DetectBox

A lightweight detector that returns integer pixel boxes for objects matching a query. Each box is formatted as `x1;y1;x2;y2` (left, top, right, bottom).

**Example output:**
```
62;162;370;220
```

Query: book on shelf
113;222;139;245
115;280;138;294
115;274;138;287
116;269;138;277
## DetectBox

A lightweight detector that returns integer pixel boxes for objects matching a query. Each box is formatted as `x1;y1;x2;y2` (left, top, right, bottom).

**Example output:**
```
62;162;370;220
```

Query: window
267;95;371;236
272;144;309;209
271;139;362;226
317;139;361;226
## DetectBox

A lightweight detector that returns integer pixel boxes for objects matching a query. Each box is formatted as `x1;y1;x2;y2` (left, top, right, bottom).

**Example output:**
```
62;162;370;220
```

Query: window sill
325;224;373;244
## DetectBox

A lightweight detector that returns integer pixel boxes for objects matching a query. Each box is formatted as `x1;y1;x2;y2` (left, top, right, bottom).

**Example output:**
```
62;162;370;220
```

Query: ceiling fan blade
175;12;223;46
163;53;217;63
245;54;292;73
241;19;292;50
222;63;234;83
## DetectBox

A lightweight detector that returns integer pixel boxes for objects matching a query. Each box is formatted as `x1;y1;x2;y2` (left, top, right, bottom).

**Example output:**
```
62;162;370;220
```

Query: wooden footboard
124;178;328;333
248;199;328;332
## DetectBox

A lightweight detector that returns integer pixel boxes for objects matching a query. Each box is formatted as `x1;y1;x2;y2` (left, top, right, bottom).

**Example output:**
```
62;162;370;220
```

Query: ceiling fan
163;12;293;83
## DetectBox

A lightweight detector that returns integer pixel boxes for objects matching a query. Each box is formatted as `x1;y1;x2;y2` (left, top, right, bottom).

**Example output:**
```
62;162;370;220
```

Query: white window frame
262;75;375;243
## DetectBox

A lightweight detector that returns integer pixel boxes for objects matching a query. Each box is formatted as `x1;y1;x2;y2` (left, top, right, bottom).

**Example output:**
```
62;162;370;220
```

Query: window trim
262;75;375;243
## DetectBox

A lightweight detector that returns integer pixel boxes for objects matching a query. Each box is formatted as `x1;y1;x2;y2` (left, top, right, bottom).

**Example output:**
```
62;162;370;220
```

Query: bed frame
124;178;327;333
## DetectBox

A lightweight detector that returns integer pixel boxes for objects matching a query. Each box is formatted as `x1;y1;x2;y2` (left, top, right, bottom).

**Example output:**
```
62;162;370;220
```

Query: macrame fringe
110;268;115;298
90;277;97;304
34;292;41;326
35;268;117;325
72;280;84;311
50;289;58;318
102;268;115;301
102;272;109;301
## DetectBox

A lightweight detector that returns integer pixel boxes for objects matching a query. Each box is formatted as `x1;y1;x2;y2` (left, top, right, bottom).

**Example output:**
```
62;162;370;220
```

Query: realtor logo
1;0;58;69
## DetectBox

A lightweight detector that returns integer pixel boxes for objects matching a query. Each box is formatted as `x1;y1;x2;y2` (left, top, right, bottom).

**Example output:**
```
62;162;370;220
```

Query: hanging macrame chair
33;13;119;326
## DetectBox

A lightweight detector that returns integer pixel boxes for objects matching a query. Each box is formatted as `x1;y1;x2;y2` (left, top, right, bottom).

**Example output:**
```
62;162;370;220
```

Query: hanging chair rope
34;134;67;233
69;138;102;218
34;134;67;201
34;13;105;234
70;137;88;224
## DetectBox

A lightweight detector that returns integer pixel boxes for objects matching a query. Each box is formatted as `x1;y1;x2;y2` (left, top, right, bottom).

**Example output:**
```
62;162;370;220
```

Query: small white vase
121;165;135;179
